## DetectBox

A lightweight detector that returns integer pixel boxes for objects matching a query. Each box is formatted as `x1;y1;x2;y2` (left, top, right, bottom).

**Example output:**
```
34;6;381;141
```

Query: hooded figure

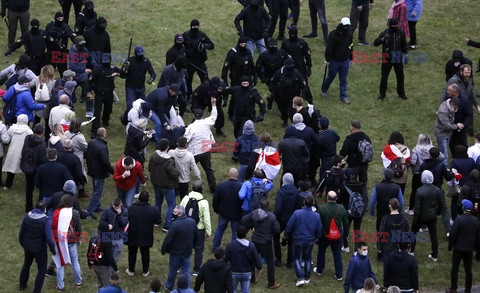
445;50;474;82
233;120;259;178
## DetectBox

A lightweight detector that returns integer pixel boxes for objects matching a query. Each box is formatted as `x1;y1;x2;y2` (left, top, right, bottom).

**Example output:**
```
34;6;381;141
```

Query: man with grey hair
49;94;75;130
161;205;198;291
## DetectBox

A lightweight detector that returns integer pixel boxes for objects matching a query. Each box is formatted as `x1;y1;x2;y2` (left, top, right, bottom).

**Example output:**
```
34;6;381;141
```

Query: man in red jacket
113;156;146;209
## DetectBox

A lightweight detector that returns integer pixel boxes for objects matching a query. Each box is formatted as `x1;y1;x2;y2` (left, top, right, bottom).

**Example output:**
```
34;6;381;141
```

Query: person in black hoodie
88;222;118;289
83;17;111;64
321;17;353;105
447;199;480;293
445;50;474;82
281;26;312;83
126;191;157;277
278;126;310;185
166;34;186;66
99;198;128;264
242;198;281;289
194;248;233;293
312;116;340;186
374;18;408;101
339;120;371;184
73;0;97;36
459;169;480;220
384;242;419;292
45;12;75;76
378;198;410;262
273;173;297;267
322;155;346;196
212;168;244;253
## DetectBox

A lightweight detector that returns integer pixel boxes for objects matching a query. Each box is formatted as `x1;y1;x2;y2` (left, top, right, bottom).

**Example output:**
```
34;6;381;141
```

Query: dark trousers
194;152;216;192
316;236;343;278
307;151;320;185
48;50;68;77
178;182;189;198
5;172;15;188
25;173;35;213
349;3;369;42
273;221;293;265
269;0;288;38
7;10;29;50
410;219;438;258
252;241;276;285
233;117;248;139
343;216;362;248
91;90;114;135
19;249;47;293
354;165;369;185
408;21;417;46
308;0;328;43
128;245;150;274
451;250;473;293
61;0;83;24
409;173;421;210
380;61;405;97
34;116;51;143
30;55;48;76
276;95;292;124
186;63;209;98
449;130;468;159
214;105;225;132
193;229;206;272
288;0;300;25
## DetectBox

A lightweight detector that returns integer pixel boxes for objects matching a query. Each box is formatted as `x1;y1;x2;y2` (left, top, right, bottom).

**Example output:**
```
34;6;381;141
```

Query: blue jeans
125;86;146;111
153;186;176;228
292;242;314;280
56;244;82;289
165;255;191;290
321;59;350;100
246;39;266;59
87;178;105;213
435;134;450;165
316;236;343;279
116;186;136;209
149;111;164;142
237;164;248;183
232;272;251;293
212;215;240;253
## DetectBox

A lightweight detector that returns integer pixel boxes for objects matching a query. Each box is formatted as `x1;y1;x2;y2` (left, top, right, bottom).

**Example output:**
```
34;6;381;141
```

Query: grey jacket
434;99;458;138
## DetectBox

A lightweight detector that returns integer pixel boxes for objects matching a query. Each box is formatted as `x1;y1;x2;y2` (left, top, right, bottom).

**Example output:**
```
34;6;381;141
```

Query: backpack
20;138;40;175
185;197;205;224
357;139;373;164
344;185;366;218
249;180;268;211
325;205;341;241
4;73;19;89
3;91;18;125
389;157;405;178
469;183;480;215
87;235;104;266
120;109;129;126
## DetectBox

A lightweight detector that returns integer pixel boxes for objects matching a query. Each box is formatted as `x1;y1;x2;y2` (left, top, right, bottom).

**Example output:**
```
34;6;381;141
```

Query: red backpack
325;205;341;241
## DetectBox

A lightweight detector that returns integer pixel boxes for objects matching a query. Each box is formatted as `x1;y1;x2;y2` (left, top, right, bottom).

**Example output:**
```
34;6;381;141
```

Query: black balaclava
84;1;94;16
389;18;398;33
30;19;40;33
210;77;221;95
284;58;295;75
240;75;250;90
268;38;277;53
96;17;107;32
288;26;298;42
237;37;248;53
55;12;64;26
250;0;260;10
190;19;200;35
174;55;187;71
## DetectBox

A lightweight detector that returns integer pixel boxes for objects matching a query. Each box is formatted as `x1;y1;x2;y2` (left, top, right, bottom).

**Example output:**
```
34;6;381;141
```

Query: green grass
0;0;479;292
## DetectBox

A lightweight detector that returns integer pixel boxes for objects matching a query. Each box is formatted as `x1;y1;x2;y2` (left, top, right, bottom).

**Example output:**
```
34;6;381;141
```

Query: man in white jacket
168;136;201;198
184;98;217;193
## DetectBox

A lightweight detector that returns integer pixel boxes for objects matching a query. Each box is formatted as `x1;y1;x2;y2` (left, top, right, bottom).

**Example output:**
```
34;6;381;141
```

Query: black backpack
357;139;373;164
4;73;19;89
185;197;205;224
249;180;267;211
344;185;366;218
120;109;129;126
389;157;405;178
20;137;40;175
3;91;18;125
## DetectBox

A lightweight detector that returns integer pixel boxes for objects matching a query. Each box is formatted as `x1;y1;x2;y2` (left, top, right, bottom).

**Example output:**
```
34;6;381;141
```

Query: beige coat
2;124;33;173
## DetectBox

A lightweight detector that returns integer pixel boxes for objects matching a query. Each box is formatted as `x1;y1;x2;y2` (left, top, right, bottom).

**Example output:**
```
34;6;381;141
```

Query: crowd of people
2;0;480;292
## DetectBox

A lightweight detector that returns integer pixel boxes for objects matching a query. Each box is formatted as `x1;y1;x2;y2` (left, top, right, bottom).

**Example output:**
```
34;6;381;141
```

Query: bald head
447;84;459;98
59;94;70;105
228;168;238;179
97;127;106;139
327;191;337;202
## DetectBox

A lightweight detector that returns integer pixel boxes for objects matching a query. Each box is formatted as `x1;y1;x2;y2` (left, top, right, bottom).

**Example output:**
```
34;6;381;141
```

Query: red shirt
113;157;146;190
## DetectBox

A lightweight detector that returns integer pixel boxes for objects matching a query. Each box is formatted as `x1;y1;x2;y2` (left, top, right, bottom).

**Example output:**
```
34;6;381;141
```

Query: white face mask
359;250;368;256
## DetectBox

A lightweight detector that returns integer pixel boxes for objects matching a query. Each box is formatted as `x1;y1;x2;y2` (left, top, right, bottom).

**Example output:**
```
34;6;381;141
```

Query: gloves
122;61;130;72
255;114;264;122
307;103;314;116
306;66;312;77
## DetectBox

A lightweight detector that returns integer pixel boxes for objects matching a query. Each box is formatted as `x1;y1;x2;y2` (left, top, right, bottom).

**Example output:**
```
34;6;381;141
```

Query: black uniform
222;38;256;86
191;77;227;134
45;13;75;76
11;20;47;75
281;27;312;83
183;22;214;98
83;17;111;65
59;0;83;24
165;38;185;66
90;62;123;135
256;41;287;85
269;63;312;125
74;4;97;36
226;83;265;138
268;0;289;39
373;19;408;100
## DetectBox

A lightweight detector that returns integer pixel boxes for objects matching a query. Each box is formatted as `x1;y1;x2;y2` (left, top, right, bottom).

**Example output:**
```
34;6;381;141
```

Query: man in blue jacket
18;201;56;292
344;241;378;293
145;84;180;142
284;195;322;287
238;168;274;214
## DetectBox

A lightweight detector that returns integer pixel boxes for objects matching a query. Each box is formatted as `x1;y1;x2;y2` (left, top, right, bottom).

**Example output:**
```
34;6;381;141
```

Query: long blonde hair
39;65;55;84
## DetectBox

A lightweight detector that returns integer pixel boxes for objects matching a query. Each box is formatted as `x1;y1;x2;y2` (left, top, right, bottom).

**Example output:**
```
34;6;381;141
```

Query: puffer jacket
2;83;45;122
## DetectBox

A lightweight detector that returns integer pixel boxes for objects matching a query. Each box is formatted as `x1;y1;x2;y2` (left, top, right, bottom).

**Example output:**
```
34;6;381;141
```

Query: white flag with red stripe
255;146;281;180
51;207;72;268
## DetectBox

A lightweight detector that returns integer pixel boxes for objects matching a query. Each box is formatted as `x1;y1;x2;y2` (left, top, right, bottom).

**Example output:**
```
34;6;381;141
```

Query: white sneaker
304;279;310;284
341;246;350;253
313;267;323;276
296;279;305;287
419;227;429;233
428;254;438;262
447;232;450;238
334;275;343;281
125;269;134;276
408;252;415;256
142;271;149;277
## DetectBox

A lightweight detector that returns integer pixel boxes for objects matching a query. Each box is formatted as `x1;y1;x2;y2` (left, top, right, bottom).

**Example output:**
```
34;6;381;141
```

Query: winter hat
75;36;86;46
174;55;187;69
268;38;277;46
319;116;329;128
462;199;473;211
421;170;434;184
240;75;250;83
55;11;64;19
174;34;184;43
284;126;297;138
384;168;394;181
62;70;76;78
64;80;77;90
190;19;200;27
282;173;294;186
169;83;180;94
292;113;303;124
63;180;77;195
16;114;28;124
242;120;255;135
238;36;248;45
285;57;295;66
